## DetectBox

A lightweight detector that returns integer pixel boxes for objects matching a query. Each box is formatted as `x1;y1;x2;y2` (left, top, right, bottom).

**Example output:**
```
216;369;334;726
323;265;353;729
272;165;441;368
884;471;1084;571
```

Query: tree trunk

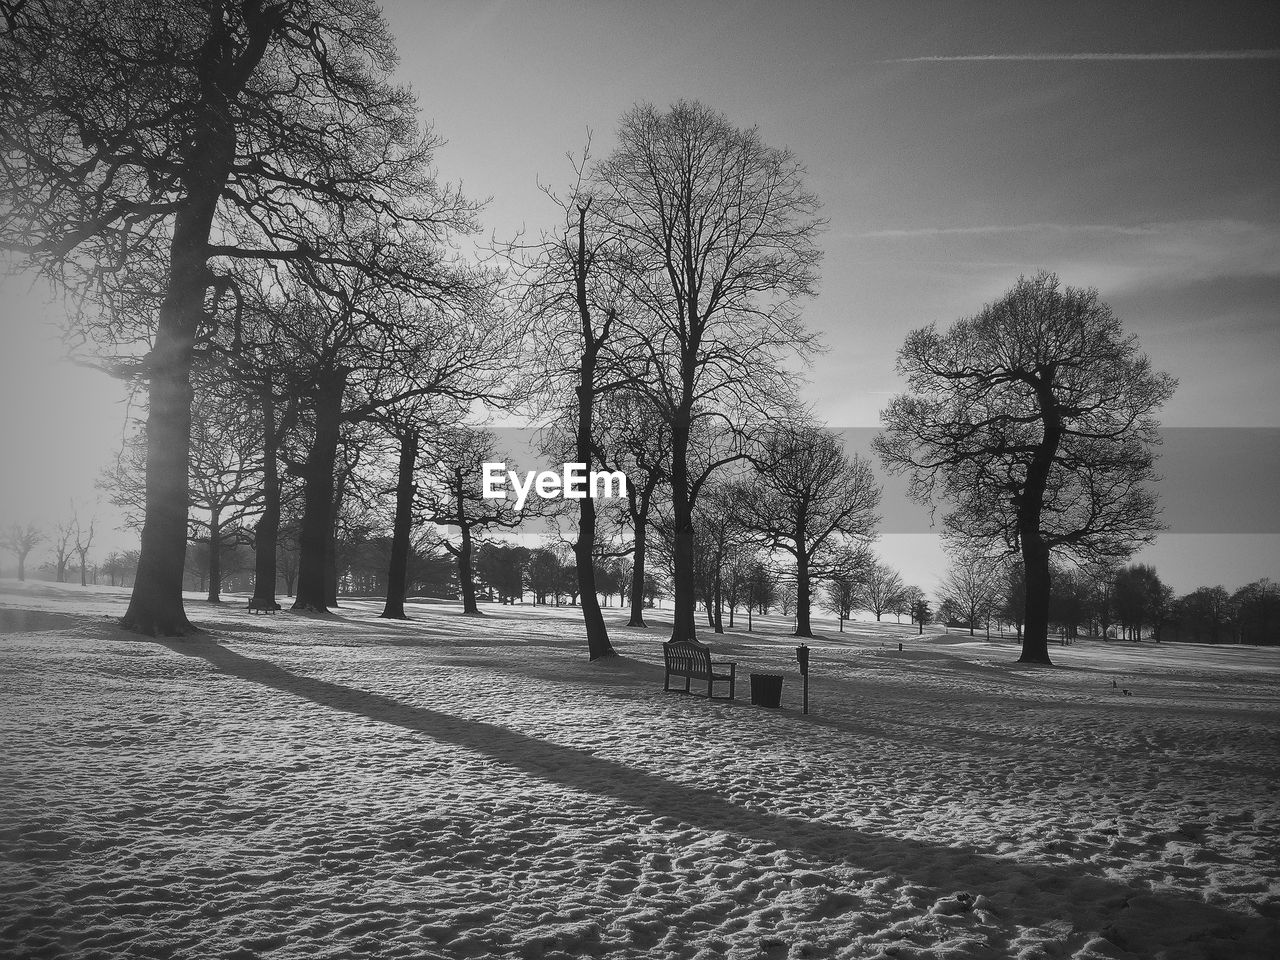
1016;385;1063;664
325;529;339;607
1019;537;1052;663
17;550;28;581
121;215;208;634
207;508;222;603
794;545;813;637
571;204;614;659
120;16;263;634
669;413;698;642
627;480;652;627
458;523;479;614
293;372;345;612
381;428;418;619
712;567;724;633
251;385;281;609
449;469;481;615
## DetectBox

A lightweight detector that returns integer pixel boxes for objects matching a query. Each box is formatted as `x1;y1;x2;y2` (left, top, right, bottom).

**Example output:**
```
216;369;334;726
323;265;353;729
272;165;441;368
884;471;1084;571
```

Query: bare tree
2;523;43;581
50;517;74;583
939;547;1000;637
417;428;526;616
505;172;631;658
822;544;870;633
874;272;1175;664
737;422;880;637
102;387;261;604
906;588;931;635
72;514;95;587
2;0;454;634
274;231;499;614
592;100;824;643
858;558;907;622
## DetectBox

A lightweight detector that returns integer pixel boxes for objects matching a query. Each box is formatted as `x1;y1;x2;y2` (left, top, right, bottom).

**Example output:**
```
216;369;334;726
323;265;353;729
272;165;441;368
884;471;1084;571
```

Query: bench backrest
663;639;712;673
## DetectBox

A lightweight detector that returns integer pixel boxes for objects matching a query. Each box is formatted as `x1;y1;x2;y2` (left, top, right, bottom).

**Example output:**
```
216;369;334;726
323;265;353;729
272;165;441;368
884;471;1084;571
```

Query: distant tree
72;514;95;588
613;558;634;609
823;544;870;633
939;548;999;636
50;518;74;583
1048;564;1091;641
593;100;824;644
1171;585;1233;643
595;561;622;607
859;558;907;622
473;543;528;604
526;548;561;606
738;422;880;637
998;562;1027;638
2;523;43;582
745;559;780;619
643;571;665;609
689;482;748;634
99;551;131;587
889;589;916;625
416;428;525;616
557;556;581;606
907;588;931;635
591;390;670;629
1230;579;1280;646
875;272;1176;664
721;549;758;629
1113;564;1172;641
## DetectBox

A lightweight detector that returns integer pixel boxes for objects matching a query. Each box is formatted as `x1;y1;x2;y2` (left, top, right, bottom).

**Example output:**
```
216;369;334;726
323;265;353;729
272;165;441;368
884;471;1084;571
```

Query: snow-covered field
2;580;1277;960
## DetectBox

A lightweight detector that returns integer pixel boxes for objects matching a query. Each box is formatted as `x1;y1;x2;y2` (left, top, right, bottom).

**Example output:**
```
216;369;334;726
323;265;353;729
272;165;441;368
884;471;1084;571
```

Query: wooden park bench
662;639;736;700
247;598;280;615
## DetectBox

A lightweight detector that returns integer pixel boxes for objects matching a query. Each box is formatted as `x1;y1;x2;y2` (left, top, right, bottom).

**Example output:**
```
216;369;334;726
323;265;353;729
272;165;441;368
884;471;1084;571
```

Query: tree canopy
875;272;1176;663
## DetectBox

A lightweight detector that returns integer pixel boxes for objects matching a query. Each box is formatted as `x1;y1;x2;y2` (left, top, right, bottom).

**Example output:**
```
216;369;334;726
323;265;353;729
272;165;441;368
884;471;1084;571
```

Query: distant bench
247;598;280;615
662;639;736;700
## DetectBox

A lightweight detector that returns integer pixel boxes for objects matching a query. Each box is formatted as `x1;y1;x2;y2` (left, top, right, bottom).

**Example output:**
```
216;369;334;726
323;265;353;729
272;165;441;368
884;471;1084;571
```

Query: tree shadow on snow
156;634;1276;958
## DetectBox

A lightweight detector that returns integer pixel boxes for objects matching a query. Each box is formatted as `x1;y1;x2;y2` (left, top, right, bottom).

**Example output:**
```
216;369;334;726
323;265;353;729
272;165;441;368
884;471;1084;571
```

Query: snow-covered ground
2;580;1277;959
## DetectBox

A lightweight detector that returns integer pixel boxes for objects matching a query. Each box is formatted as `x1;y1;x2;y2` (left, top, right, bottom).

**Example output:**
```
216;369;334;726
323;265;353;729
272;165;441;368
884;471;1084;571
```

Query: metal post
795;643;809;715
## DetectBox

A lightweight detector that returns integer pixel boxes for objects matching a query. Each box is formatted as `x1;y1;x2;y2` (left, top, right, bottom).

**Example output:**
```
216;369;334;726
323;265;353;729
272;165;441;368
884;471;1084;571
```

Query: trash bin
750;673;783;708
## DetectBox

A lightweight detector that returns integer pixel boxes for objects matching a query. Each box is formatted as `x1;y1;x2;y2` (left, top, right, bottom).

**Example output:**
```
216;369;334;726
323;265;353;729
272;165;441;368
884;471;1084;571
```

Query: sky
1;0;1277;595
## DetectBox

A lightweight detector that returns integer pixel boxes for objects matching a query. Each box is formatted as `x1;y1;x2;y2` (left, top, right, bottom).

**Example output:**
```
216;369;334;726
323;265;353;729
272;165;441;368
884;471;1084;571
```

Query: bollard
795;643;809;715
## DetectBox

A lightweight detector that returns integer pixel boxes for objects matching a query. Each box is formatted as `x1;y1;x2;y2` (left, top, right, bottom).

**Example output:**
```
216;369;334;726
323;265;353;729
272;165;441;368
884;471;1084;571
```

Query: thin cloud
859;223;1166;239
883;50;1280;63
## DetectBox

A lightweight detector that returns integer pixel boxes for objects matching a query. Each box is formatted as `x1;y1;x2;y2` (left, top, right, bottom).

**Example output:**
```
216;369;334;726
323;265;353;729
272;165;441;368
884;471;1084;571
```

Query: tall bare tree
592;100;824;643
875;272;1175;663
506;159;635;659
737;422;880;637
